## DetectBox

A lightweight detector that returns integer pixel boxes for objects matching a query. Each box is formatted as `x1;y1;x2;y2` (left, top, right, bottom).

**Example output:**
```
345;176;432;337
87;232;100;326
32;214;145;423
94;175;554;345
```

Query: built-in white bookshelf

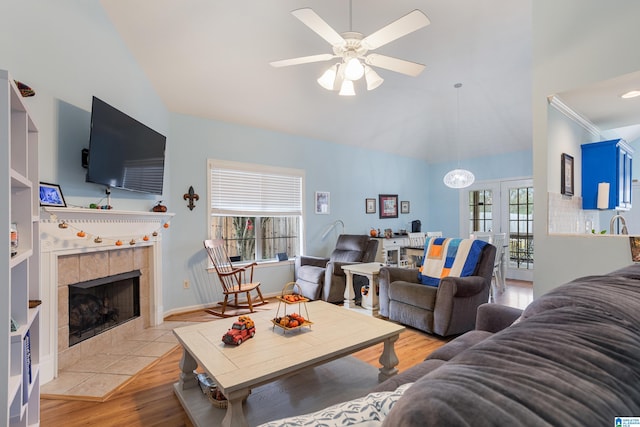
1;70;40;426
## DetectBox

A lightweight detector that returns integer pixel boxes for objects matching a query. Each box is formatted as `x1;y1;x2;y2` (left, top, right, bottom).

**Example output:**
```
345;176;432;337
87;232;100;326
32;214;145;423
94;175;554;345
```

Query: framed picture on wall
400;201;410;214
379;194;398;219
561;153;574;196
315;191;330;214
366;198;376;214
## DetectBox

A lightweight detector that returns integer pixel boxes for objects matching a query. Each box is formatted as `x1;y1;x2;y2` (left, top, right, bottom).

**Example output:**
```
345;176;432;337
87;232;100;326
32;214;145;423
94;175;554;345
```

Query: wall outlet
183;279;190;289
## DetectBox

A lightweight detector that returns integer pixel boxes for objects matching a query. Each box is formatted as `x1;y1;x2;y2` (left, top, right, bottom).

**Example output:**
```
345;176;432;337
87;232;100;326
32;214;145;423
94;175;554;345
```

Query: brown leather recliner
379;242;496;336
295;234;379;303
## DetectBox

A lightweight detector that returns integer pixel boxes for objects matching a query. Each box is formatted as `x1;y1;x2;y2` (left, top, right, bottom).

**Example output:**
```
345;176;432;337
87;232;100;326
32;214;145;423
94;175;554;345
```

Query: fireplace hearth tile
104;339;146;356
132;341;177;358
43;321;194;401
41;371;93;395
127;328;167;342
66;353;125;373
102;355;157;376
153;331;179;344
66;373;132;398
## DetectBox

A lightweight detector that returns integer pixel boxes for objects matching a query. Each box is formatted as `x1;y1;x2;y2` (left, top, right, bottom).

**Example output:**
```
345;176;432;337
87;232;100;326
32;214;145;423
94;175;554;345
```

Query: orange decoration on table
77;231;86;238
143;235;150;241
115;240;123;246
163;223;170;228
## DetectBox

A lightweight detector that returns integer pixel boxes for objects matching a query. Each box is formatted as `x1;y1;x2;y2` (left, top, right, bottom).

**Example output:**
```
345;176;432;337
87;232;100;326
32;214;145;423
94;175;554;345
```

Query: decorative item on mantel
152;201;167;212
46;213;170;246
183;186;199;211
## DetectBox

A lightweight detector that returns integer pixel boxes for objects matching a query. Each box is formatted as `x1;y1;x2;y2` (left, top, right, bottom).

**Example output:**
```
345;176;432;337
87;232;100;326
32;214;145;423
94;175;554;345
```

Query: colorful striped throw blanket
417;237;488;286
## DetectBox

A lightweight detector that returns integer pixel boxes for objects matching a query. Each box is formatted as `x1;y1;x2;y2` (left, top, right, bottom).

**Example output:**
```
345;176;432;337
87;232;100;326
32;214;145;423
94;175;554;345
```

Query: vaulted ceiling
100;0;535;163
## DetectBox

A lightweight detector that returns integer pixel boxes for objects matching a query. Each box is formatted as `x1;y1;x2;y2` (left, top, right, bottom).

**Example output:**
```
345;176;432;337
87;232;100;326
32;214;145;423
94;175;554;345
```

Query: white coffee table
173;300;405;427
342;262;385;315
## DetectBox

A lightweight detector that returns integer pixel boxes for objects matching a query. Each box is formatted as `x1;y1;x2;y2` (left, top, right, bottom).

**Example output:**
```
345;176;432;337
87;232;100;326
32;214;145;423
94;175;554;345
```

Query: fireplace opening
68;270;141;346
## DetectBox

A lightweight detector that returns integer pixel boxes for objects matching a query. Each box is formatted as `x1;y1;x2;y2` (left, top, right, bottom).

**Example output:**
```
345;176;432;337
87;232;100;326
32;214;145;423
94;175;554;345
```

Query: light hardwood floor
40;280;532;427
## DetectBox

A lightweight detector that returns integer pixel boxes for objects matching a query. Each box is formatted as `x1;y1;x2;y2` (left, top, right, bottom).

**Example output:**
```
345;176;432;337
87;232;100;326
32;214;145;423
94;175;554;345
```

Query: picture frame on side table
315;191;330;214
561;153;574;196
400;201;410;214
366;198;376;214
379;194;398;219
39;182;67;207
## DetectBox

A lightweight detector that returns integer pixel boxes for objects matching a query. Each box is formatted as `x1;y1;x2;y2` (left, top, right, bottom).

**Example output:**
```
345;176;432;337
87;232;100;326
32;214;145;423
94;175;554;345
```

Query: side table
342;262;385;315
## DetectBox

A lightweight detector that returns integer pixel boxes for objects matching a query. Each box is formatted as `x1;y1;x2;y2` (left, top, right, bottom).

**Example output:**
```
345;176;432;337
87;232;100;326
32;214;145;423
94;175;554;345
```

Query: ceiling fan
270;4;430;95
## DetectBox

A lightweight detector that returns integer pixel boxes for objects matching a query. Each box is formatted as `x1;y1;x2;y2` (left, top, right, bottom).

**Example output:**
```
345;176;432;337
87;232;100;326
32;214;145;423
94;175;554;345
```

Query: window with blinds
208;160;304;261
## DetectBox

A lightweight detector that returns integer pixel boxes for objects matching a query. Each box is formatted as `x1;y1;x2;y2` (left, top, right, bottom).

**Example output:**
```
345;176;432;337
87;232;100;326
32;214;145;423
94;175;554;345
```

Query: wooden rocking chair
203;239;267;318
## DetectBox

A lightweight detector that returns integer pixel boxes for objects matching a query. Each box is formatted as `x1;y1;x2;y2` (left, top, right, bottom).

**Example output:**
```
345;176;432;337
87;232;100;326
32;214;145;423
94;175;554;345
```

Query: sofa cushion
383;302;640;426
425;330;493;361
388;280;437;309
522;274;640;321
418;238;488;286
370;359;445;393
297;265;325;283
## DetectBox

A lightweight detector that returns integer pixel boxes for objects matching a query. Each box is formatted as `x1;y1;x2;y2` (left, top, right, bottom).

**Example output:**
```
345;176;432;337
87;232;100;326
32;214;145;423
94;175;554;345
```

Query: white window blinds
209;160;303;216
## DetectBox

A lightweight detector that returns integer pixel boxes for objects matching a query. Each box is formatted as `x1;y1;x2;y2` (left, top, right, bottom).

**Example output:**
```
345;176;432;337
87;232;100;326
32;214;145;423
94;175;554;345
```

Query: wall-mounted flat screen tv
86;96;166;195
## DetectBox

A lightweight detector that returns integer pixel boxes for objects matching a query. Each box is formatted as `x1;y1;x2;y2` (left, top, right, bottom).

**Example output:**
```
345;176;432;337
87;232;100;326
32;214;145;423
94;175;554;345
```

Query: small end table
341;262;385;315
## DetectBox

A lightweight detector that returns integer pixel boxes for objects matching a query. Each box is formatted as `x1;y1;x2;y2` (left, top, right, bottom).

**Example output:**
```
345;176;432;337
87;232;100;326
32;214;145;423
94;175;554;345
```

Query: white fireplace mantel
39;207;174;384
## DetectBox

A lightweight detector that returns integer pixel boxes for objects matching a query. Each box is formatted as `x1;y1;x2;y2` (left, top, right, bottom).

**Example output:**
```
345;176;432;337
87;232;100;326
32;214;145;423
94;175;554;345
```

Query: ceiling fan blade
362;10;430;50
291;8;346;47
270;54;335;68
365;54;426;77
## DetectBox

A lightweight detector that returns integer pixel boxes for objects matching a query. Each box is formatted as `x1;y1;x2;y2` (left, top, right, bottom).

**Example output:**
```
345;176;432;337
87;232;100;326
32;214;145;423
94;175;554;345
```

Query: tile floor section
41;320;196;401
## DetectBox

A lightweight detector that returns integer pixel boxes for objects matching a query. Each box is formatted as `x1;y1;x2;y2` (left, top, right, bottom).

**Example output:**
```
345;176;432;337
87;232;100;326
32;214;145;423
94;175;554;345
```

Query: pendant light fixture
443;83;475;189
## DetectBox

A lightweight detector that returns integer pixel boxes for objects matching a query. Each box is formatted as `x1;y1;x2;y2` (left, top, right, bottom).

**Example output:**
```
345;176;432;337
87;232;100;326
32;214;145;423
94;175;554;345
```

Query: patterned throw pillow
417;237;488;286
257;382;413;427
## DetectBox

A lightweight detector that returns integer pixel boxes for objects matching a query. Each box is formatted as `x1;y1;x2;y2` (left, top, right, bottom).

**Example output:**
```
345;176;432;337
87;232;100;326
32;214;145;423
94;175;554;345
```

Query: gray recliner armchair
379;242;496;336
295;234;379;303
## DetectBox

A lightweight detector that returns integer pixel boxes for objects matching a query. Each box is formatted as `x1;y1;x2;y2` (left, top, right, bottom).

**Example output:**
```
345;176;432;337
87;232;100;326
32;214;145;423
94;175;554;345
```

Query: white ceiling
99;0;535;163
557;70;640;143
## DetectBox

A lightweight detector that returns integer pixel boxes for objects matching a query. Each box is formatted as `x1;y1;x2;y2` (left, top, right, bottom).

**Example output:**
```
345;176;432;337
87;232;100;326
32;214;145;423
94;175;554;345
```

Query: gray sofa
375;264;640;425
264;264;640;426
379;243;496;336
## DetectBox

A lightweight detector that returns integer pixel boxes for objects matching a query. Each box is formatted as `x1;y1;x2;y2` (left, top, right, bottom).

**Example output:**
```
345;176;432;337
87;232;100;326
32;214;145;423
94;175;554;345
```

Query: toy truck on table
222;316;256;345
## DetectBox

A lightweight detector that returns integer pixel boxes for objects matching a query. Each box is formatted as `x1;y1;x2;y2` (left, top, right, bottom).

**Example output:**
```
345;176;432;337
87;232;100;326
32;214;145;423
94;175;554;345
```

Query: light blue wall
1;1;532;314
166;113;432;311
427;150;533;236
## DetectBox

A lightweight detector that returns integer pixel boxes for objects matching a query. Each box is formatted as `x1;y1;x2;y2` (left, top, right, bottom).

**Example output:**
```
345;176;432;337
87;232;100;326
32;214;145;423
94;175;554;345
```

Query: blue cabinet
581;139;633;210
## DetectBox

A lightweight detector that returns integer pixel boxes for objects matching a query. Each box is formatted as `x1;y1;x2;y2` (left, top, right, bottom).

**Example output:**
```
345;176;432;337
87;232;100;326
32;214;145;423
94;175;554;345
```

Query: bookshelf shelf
2;69;40;426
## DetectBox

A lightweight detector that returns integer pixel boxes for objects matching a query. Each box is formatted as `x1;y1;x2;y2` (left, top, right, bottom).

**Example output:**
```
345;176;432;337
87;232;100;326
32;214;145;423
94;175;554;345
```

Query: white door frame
459;177;533;281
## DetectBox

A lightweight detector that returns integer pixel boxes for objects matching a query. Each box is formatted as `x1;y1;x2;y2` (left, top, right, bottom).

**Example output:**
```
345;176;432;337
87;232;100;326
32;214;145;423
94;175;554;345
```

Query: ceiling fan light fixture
317;64;338;90
339;79;355;96
621;90;640;99
443;169;475;189
344;57;365;81
364;65;384;90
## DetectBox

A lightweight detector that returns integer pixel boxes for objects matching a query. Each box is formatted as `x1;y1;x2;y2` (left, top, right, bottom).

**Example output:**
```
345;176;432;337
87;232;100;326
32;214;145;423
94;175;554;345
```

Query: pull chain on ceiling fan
270;1;430;96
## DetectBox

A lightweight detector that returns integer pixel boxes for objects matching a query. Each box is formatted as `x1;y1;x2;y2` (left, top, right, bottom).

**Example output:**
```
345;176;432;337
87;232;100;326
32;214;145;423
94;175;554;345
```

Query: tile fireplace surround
39;207;173;385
